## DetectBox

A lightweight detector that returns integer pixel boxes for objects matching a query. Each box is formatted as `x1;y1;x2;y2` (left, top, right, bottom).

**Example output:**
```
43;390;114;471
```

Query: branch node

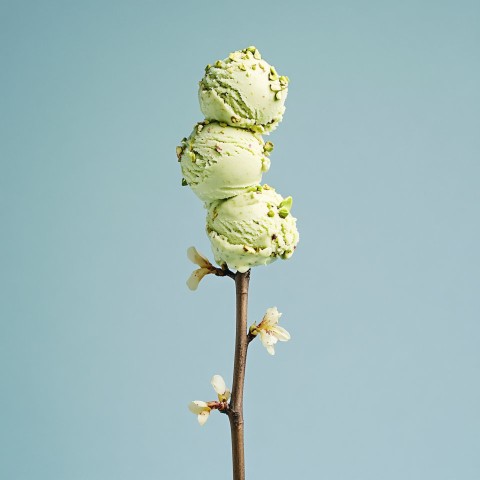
212;265;236;280
247;332;256;344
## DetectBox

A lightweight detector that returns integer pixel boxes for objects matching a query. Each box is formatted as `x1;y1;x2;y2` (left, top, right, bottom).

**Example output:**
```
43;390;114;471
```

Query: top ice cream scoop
198;46;289;134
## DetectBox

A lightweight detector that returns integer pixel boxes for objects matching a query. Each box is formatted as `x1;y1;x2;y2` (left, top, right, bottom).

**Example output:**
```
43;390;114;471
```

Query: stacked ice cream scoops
177;46;299;273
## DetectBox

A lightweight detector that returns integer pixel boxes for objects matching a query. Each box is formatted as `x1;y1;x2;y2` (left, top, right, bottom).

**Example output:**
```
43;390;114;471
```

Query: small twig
206;400;229;412
247;331;256;344
212;265;236;280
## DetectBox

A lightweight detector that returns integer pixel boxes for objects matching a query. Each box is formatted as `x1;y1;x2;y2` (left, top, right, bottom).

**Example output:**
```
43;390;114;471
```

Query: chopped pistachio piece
279;196;293;211
264;141;274;153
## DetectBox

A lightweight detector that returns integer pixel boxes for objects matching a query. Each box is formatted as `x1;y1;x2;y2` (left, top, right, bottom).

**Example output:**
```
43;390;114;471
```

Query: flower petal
272;325;291;342
197;410;210;426
186;268;211;291
224;389;231;402
188;400;209;415
187;246;211;268
266;345;275;355
261;307;281;327
211;375;226;396
260;330;278;347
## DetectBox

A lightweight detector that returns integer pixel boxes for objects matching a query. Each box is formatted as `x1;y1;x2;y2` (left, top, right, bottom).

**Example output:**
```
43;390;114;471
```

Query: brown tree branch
227;270;250;480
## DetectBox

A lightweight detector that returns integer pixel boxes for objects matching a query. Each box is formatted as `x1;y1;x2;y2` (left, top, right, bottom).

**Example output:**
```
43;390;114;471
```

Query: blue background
1;1;479;479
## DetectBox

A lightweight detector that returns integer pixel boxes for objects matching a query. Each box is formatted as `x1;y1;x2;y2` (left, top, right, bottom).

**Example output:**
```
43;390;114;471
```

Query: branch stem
228;270;250;480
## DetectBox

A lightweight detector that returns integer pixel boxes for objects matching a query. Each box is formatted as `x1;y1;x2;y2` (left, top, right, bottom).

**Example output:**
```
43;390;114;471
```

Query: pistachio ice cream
179;46;299;273
206;185;299;272
199;46;289;134
178;121;272;202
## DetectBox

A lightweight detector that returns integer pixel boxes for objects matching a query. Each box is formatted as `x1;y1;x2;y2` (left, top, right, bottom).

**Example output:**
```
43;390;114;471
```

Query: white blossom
249;307;290;355
188;375;231;426
186;246;214;290
211;374;231;402
188;400;211;426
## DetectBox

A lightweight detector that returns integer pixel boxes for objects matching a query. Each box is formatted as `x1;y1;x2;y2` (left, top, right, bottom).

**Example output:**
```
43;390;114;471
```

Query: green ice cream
199;46;289;134
206;185;299;272
178;121;271;202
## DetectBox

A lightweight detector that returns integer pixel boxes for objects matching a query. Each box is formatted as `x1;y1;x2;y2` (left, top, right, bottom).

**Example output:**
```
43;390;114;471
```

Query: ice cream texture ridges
198;46;289;134
178;46;298;272
179;121;271;202
206;185;299;273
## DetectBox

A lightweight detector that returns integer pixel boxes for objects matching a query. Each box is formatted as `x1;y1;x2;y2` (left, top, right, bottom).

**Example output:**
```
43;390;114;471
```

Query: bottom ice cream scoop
206;185;299;272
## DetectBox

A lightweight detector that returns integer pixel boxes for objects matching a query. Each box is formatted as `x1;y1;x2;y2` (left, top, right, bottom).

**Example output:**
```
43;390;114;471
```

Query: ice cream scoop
199;46;289;134
178;121;272;202
206;185;299;272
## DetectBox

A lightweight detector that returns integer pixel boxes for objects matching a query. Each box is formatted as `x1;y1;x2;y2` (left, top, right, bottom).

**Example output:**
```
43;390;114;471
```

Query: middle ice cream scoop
178;121;271;202
206;185;299;273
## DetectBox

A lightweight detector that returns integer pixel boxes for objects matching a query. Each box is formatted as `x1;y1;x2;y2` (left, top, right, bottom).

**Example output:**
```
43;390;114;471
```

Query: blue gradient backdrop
1;1;479;479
